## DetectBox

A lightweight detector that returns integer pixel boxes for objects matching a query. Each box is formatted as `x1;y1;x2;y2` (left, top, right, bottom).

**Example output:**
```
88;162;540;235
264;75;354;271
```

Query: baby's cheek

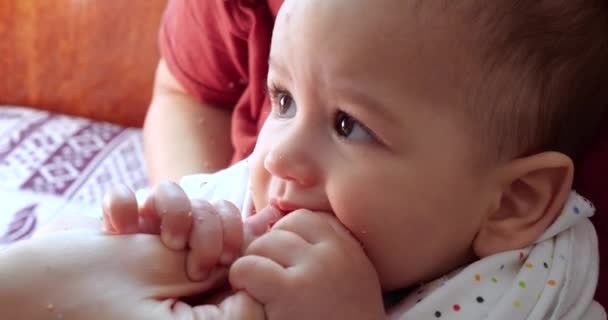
331;202;381;259
332;203;429;290
249;179;269;215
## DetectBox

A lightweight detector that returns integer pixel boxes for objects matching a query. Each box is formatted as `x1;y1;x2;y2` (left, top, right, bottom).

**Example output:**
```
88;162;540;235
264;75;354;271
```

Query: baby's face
250;0;496;291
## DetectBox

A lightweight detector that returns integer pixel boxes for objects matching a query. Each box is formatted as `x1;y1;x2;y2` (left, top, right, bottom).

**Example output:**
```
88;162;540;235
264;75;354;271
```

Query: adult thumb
242;206;282;246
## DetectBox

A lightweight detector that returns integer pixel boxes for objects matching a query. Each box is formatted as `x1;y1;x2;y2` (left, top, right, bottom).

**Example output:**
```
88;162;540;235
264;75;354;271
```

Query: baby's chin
374;256;440;291
377;253;478;293
378;271;439;294
378;273;417;293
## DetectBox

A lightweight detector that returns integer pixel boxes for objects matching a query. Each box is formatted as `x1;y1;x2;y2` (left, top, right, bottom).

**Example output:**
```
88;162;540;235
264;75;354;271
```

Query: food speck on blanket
0;106;148;249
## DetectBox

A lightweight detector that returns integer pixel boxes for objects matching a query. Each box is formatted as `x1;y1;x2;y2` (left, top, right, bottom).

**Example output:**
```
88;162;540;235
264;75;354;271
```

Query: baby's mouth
243;206;283;245
269;198;300;216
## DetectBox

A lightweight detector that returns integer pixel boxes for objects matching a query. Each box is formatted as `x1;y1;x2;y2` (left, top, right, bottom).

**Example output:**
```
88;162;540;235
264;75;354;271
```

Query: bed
0;106;147;247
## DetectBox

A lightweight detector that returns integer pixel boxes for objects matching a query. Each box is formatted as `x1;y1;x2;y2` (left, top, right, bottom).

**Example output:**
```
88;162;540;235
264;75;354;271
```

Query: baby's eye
334;111;375;142
273;92;297;118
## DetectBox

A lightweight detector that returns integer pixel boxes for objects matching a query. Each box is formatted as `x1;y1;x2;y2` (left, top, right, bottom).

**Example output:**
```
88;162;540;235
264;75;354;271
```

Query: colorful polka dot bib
388;192;605;320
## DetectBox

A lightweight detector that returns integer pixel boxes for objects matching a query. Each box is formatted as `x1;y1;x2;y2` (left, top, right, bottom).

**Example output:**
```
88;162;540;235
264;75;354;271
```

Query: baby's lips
243;206;282;245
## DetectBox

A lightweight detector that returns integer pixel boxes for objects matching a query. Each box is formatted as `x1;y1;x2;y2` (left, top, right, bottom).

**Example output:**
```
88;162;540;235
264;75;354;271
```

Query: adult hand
0;231;264;320
230;210;386;320
102;182;282;282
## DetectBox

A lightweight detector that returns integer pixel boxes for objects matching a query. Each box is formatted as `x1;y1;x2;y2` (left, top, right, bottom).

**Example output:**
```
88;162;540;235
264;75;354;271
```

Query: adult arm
146;0;258;184
143;59;234;184
0;231;231;319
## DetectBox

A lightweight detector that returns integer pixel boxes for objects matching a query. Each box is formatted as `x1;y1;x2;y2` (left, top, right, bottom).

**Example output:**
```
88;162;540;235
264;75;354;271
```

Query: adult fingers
148;268;229;303
122;235;229;298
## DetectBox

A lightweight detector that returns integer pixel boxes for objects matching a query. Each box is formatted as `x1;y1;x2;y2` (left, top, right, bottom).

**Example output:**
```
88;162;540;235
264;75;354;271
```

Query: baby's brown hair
462;0;608;162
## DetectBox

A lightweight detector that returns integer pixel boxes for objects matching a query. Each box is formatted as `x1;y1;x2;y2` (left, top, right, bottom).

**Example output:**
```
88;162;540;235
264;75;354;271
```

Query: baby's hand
230;210;385;319
102;182;244;281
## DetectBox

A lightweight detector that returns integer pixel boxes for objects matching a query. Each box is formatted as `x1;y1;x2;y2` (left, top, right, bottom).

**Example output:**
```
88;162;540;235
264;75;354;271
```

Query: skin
108;0;574;318
6;0;575;318
144;60;234;184
248;0;492;291
103;183;282;279
0;183;280;320
0;230;263;320
234;0;571;317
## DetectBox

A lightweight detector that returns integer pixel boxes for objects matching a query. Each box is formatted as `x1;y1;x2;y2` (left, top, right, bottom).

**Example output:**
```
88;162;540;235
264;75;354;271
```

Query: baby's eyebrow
337;86;398;126
268;56;289;78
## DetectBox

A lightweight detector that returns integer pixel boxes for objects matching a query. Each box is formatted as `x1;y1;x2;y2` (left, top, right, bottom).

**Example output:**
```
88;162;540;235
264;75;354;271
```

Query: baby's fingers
242;206;283;247
102;185;138;234
219;291;266;320
213;200;244;265
187;200;222;281
153;182;193;250
230;255;286;304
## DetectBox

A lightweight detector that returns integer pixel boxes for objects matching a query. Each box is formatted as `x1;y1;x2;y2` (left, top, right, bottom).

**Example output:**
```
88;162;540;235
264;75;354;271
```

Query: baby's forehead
272;0;482;107
272;0;540;111
279;0;454;30
274;0;482;71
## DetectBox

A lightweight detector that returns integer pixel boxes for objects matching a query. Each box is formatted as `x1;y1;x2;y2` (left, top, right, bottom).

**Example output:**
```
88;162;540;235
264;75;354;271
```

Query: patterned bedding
0;106;148;249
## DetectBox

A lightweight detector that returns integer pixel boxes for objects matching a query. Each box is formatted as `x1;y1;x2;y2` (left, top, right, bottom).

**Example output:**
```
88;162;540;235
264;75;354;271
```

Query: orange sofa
0;0;167;126
0;0;166;246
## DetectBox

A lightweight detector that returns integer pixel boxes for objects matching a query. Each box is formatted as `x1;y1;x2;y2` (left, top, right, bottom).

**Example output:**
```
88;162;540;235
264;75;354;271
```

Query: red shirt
159;0;283;163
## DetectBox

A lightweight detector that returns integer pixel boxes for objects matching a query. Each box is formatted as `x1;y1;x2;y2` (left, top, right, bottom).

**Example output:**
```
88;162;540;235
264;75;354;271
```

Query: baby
104;0;608;318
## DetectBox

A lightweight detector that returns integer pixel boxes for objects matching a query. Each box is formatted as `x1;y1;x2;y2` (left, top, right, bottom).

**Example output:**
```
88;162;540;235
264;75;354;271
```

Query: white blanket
0;106;147;249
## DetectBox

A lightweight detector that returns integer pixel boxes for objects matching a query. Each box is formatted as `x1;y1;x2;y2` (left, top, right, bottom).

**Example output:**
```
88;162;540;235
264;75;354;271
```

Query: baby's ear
473;152;573;257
